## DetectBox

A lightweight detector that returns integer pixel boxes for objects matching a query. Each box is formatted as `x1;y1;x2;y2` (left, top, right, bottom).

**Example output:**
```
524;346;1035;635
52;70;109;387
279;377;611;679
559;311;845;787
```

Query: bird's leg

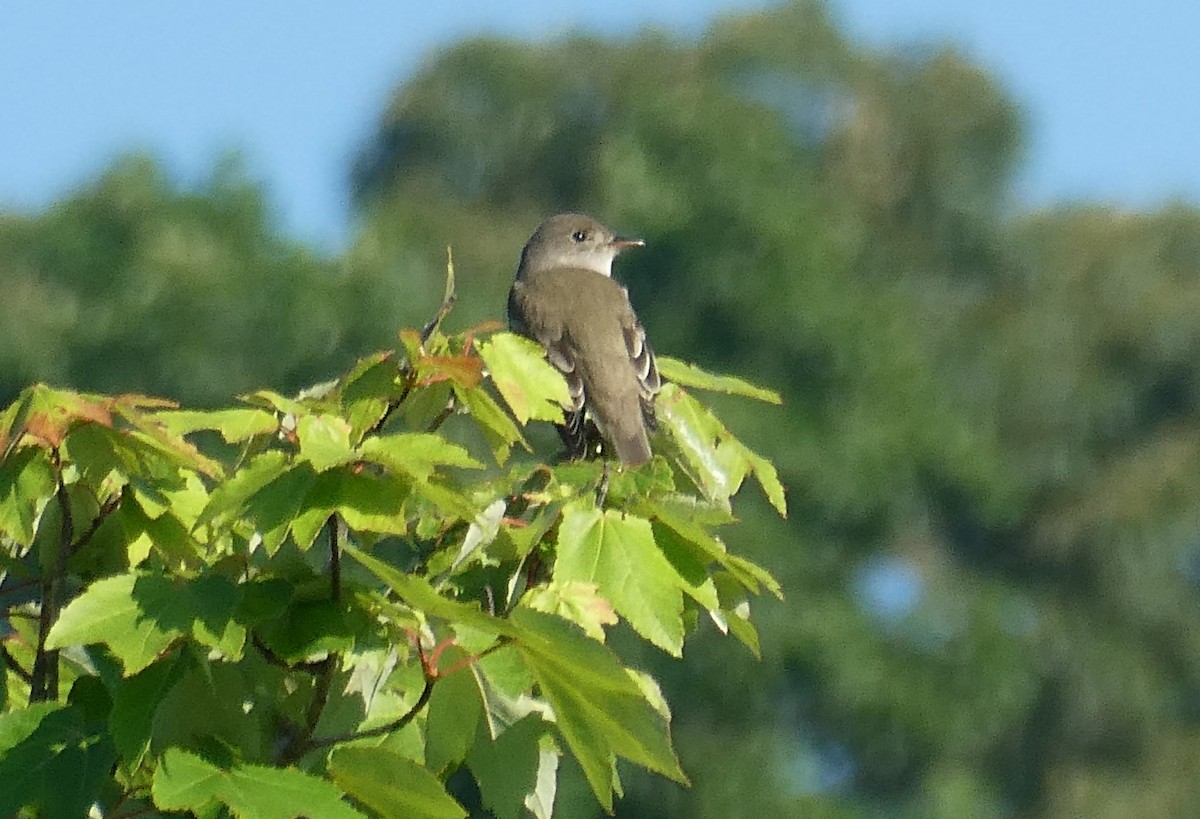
595;461;612;507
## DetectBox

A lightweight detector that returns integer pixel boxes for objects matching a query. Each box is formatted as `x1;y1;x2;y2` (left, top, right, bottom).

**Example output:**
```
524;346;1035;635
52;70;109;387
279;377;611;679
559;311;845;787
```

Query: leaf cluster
0;272;782;818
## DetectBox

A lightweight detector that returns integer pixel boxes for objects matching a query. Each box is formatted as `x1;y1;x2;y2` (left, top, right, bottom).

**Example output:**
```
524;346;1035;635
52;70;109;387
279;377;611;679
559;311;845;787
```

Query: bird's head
518;213;644;278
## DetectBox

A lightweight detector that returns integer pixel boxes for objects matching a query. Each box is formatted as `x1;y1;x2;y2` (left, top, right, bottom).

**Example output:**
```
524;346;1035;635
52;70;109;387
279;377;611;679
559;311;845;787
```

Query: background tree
4;1;1200;815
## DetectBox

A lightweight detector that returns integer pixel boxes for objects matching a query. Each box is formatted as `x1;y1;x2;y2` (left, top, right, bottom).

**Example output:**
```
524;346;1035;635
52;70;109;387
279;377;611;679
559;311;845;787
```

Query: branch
250;632;327;674
366;251;458;439
424;399;456;434
297;636;511;756
328;514;341;604
438;637;512;679
277;655;338;766
30;448;71;702
364;362;417;439
304;675;435;754
275;515;347;765
420;245;457;344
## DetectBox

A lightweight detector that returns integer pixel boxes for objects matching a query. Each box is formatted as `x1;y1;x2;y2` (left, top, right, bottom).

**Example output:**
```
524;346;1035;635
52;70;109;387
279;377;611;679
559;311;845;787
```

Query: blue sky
2;1;1197;249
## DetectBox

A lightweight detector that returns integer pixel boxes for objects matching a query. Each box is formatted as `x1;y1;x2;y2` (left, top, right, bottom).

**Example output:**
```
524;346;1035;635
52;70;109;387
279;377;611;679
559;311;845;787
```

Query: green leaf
46;572;182;674
196;450;291;528
329;746;467;819
425;647;485;774
656;384;739;504
478;333;570;425
454;383;525;465
739;443;788;517
0;445;56;545
110;404;225;479
109;655;187;764
523;580;619;642
0;703;114;819
467;715;555;819
722;603;762;659
47;571;249;673
0;703;65;818
341;353;402;440
241;462;321;554
255;599;358;662
724;554;783;600
650;524;722;611
297;414;357;472
149;662;266;759
554;502;685;656
360;432;483;480
647;506;782;599
510;608;686;811
187;572;248;658
345;545;516;637
656;383;787;516
0;388;31;455
152;747;365;819
656;356;783;404
241;389;310;417
334;471;414;537
154;408;279;443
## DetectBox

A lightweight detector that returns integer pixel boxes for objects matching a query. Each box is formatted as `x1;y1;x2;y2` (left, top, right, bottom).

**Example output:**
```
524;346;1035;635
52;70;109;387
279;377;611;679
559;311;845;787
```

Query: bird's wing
508;281;590;456
622;313;661;431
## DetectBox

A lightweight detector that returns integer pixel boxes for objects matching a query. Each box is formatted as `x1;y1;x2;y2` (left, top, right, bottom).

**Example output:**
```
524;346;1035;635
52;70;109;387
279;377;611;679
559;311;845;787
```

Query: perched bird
508;213;661;466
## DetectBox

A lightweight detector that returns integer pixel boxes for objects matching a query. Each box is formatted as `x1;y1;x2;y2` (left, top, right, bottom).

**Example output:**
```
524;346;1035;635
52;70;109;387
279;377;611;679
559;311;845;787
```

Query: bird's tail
604;416;652;467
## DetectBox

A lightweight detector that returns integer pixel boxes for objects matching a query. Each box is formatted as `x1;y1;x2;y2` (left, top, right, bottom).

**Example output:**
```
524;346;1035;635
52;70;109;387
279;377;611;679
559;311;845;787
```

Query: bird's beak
611;235;645;252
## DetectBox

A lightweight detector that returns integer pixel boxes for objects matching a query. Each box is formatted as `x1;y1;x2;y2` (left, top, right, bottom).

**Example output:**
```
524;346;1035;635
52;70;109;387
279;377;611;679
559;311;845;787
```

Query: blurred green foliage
4;1;1200;815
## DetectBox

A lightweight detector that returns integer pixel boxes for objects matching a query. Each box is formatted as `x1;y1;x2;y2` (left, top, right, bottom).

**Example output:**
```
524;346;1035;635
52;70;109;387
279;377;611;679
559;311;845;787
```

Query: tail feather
608;424;652;467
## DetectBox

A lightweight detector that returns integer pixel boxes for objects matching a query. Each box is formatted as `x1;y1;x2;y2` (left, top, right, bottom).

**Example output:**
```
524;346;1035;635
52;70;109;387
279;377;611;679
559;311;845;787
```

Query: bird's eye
571;230;587;243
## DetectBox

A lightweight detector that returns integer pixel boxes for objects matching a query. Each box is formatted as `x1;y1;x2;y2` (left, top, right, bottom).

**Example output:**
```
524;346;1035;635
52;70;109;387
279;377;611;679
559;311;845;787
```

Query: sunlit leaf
329;746;466;819
154;408;279;443
510;608;686;811
360;432;483;480
152;747;365;818
296;414;357;472
478;333;570;425
0;446;55;545
554;502;685;656
656;356;782;404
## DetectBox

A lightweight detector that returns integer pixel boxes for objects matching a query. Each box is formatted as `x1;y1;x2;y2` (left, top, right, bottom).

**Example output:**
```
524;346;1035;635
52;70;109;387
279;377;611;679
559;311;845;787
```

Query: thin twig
328;514;341;604
0;609;39;620
364;367;414;438
596;461;612;507
68;488;122;558
304;676;435;754
250;632;326;674
30;448;71;702
424;400;456;434
278;655;338;765
420;246;457;344
367;256;459;439
437;638;512;679
276;514;346;766
0;641;31;683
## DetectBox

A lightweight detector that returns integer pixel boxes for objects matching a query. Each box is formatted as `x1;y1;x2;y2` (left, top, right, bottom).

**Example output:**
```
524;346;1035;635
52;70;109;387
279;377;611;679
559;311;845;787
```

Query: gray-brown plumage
507;213;660;466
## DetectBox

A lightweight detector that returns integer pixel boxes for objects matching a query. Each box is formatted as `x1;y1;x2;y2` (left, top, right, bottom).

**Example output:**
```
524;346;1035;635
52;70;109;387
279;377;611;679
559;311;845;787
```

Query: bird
507;213;661;466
